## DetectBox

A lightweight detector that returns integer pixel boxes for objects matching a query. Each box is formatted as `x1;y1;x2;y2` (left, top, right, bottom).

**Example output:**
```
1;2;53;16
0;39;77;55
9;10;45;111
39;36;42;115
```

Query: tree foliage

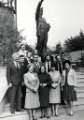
0;24;22;64
64;30;84;52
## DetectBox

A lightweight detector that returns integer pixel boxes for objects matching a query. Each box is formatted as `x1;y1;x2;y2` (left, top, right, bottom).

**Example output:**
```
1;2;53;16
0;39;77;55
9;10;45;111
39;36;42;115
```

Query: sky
17;0;84;47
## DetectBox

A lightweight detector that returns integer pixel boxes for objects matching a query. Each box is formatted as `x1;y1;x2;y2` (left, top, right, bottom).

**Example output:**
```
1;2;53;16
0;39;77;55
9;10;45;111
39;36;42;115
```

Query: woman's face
41;66;45;73
21;45;25;51
27;52;32;59
65;63;70;70
51;67;55;71
46;56;50;60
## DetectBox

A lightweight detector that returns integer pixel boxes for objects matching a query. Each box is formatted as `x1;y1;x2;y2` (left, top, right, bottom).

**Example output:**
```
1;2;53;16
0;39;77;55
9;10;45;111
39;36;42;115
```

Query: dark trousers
10;85;22;112
21;85;26;108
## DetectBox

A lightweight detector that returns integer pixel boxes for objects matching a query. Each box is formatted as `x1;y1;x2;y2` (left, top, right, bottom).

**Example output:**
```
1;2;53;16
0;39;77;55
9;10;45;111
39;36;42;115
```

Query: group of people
6;44;77;120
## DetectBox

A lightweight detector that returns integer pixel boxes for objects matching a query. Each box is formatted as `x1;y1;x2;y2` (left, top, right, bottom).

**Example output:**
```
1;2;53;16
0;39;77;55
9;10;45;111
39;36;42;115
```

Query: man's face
21;45;25;51
19;57;24;63
27;52;32;58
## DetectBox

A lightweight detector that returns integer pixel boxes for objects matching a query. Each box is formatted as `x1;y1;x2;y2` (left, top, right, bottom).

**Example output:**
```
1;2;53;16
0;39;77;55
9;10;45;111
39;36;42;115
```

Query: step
0;110;28;120
77;84;84;87
74;98;84;106
76;75;84;79
76;89;84;93
77;80;84;84
1;105;84;120
73;104;84;112
77;92;84;98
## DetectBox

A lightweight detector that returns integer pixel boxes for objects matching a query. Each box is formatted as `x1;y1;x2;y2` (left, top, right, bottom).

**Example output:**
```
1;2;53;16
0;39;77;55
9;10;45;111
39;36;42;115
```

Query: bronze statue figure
35;0;51;57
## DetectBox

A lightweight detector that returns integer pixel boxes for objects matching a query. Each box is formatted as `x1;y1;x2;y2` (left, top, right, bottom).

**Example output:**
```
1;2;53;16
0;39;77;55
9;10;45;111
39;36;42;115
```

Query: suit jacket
45;61;51;73
6;61;22;86
62;68;77;86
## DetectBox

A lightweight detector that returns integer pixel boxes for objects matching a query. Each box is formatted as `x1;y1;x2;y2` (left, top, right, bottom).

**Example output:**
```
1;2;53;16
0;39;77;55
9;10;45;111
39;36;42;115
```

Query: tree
0;25;23;64
64;30;84;52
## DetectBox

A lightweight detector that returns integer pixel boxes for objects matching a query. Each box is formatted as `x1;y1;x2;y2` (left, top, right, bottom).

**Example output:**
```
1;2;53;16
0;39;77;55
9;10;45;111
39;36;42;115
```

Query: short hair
64;60;71;66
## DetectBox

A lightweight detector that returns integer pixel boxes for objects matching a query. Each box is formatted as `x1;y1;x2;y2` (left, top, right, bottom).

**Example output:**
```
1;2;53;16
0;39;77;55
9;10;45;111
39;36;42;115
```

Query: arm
34;78;40;92
73;70;77;87
6;63;12;85
47;74;52;86
60;71;65;88
46;23;51;32
35;0;44;22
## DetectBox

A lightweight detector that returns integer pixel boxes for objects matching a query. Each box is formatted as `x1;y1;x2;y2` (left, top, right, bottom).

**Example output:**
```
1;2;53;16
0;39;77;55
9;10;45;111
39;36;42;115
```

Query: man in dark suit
7;52;23;114
18;55;28;109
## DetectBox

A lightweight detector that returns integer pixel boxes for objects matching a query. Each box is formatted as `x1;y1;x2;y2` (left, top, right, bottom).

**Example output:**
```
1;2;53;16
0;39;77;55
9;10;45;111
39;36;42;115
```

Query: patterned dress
49;71;61;104
24;72;40;109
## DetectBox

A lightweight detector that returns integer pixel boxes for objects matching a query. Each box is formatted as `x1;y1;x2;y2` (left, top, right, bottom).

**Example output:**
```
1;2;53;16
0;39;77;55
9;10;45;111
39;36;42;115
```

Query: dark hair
19;44;25;49
51;62;58;71
64;60;71;66
39;64;46;73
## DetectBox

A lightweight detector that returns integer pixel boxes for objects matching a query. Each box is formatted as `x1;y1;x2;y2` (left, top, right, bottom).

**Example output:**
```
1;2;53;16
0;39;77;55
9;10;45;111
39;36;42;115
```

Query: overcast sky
17;0;84;47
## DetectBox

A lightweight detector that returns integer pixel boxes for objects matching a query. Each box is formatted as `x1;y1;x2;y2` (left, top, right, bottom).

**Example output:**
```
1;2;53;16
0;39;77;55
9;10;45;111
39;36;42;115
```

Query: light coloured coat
61;68;77;87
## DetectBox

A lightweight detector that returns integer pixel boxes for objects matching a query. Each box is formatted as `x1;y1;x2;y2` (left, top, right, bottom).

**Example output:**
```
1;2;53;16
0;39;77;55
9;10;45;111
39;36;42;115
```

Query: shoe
55;114;58;117
33;117;37;120
11;111;15;115
68;112;73;116
16;109;21;112
10;108;15;115
46;116;50;119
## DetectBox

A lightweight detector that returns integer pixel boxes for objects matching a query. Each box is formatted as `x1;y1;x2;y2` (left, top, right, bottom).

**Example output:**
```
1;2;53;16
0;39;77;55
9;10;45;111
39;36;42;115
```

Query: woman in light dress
49;63;61;116
62;60;77;116
24;64;40;120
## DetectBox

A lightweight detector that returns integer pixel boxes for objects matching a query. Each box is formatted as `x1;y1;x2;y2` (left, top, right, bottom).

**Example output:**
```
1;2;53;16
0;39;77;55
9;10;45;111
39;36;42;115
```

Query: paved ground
0;109;84;120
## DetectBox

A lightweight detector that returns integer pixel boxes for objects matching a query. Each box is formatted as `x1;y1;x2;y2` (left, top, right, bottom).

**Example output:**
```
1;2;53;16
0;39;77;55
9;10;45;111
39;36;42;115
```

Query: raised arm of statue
35;0;44;23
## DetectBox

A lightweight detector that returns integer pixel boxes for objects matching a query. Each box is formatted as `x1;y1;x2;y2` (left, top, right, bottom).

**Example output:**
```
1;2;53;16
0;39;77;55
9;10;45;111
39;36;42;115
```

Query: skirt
63;83;77;102
25;91;40;109
49;85;61;104
39;86;49;108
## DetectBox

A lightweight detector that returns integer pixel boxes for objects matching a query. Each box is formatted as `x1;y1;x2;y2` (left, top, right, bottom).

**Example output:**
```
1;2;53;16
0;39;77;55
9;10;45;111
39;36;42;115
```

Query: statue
35;0;51;57
9;0;16;10
10;0;13;7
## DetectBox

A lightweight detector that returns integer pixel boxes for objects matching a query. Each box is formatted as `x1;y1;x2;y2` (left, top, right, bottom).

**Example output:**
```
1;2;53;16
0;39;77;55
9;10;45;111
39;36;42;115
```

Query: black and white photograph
0;0;84;120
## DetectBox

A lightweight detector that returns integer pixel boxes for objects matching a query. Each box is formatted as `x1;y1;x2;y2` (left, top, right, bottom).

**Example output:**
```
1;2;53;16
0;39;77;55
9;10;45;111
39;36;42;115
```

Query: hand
9;83;12;88
33;88;37;92
22;82;25;86
51;83;57;88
